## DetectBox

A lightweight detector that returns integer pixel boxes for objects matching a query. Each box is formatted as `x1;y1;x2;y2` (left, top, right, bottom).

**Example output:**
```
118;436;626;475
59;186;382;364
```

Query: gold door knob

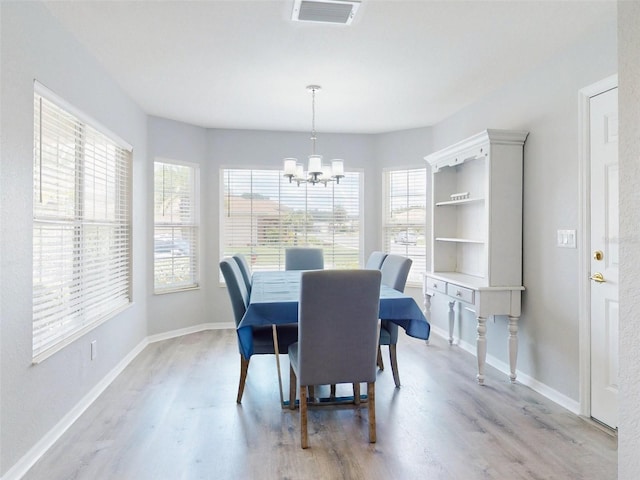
590;272;606;283
593;250;604;261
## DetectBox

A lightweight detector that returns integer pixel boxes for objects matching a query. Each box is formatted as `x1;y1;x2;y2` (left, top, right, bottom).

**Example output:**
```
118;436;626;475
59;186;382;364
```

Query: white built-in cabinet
424;129;528;384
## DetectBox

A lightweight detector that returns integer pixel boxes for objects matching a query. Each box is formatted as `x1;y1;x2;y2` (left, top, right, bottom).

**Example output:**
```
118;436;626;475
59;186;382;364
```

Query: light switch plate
557;229;576;248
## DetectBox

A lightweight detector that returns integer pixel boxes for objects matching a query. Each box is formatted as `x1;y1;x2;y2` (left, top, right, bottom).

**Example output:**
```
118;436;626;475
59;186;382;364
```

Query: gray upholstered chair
285;247;324;271
378;254;413;387
288;269;381;448
232;253;252;292
219;258;298;403
365;251;387;270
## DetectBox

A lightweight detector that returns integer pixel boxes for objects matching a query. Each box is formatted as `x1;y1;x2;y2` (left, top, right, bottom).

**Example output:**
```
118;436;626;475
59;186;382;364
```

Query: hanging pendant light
283;85;345;186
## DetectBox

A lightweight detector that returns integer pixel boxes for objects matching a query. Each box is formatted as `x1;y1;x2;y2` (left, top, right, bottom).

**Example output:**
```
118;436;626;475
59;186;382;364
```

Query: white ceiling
44;0;616;134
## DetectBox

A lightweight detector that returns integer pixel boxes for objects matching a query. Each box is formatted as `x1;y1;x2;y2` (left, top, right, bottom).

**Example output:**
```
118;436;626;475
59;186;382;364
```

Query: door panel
589;87;618;429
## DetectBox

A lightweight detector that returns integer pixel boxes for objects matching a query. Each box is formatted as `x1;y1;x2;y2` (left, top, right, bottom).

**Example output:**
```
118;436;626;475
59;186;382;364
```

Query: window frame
32;81;132;362
219;167;364;278
153;158;201;294
382;166;427;287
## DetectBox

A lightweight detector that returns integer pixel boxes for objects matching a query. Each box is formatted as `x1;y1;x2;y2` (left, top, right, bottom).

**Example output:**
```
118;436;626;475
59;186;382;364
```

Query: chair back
219;258;249;326
232;253;252;292
365;251;387;270
285;247;324;271
380;254;413;292
296;269;381;386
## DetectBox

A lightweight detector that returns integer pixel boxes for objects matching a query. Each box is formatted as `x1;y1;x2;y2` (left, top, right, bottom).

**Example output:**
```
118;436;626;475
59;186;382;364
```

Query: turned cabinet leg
508;315;519;383
476;316;487;385
448;300;456;345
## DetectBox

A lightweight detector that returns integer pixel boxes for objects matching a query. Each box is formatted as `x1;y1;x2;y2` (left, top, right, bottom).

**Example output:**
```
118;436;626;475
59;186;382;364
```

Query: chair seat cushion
252;324;299;355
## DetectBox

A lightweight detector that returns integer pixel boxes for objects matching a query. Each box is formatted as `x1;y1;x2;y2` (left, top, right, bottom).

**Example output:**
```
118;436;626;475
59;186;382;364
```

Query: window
383;168;427;286
32;86;132;361
221;168;362;271
154;160;199;293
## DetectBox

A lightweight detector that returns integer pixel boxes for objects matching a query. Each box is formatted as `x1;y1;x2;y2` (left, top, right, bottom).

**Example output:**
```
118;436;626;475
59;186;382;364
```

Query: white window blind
32;91;132;361
383;168;427;286
221;168;362;272
154;160;199;293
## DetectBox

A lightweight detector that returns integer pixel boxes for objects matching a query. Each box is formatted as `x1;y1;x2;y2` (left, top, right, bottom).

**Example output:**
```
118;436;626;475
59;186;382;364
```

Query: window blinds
32;91;132;361
383;168;427;285
154;160;199;293
221;168;362;272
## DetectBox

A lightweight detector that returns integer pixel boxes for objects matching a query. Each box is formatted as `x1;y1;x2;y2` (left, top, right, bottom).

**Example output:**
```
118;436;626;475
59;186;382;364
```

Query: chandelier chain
283;84;344;186
310;87;317;155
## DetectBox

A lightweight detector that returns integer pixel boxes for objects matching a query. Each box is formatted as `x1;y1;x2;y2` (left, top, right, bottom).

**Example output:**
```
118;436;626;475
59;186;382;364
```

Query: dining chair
232;253;252;292
219;258;298;404
285;247;324;271
365;251;387;270
288;269;381;448
378;254;413;387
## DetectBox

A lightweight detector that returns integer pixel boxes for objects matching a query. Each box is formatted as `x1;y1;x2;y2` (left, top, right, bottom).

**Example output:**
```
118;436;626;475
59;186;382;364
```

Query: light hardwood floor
24;330;616;479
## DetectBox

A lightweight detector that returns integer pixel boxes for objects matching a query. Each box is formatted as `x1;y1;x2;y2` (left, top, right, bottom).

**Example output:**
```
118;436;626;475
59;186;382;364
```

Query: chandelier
283;85;345;186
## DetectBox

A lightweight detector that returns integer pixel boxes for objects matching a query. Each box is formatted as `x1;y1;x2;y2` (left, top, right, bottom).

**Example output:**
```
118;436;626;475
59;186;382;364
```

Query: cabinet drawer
426;277;447;294
446;283;475;304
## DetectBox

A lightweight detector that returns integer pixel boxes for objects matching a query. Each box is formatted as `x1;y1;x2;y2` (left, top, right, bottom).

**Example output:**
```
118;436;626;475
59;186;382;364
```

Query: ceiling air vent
291;0;361;25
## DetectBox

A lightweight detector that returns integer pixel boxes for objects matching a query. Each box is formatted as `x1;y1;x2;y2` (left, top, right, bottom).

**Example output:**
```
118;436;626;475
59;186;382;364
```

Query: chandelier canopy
283;85;345;186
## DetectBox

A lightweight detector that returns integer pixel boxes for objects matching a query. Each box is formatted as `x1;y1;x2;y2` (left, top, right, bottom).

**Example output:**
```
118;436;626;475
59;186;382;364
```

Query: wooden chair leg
307;385;315;402
368;382;376;443
300;385;308;449
237;356;250;404
353;383;360;405
389;344;401;388
376;345;384;370
289;365;297;410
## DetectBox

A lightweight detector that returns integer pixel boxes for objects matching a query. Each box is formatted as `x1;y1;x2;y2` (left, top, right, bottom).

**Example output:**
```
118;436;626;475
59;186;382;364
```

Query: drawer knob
456;290;462;296
433;283;438;288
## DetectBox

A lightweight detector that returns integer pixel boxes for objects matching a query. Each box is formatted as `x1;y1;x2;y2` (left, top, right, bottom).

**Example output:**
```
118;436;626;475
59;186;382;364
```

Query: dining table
237;270;431;406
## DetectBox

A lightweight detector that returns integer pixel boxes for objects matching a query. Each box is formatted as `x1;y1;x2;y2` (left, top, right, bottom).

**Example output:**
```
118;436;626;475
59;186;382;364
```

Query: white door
589;87;619;429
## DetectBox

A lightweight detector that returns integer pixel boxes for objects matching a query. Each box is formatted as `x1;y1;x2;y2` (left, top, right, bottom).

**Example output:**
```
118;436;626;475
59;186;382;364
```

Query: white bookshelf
424;129;528;384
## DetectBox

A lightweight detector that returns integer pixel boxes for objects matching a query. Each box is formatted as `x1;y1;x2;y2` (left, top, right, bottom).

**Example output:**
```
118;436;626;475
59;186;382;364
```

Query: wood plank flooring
23;330;617;479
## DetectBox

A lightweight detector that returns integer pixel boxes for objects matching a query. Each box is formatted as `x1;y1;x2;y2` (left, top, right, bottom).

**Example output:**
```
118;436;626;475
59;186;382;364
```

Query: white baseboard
428;326;581;414
1;323;235;480
147;322;234;344
1;338;149;480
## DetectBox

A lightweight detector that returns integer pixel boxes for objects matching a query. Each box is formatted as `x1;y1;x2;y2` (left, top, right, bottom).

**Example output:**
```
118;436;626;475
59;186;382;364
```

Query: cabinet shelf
435;237;484;244
435;197;485;207
424;129;528;384
427;129;527;284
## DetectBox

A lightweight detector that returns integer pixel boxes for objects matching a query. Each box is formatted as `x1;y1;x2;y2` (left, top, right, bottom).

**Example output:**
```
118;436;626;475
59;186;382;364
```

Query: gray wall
146;117;209;335
426;20;617;400
0;2;149;475
0;0;630;477
146;124;379;334
375;127;434;304
618;1;640;477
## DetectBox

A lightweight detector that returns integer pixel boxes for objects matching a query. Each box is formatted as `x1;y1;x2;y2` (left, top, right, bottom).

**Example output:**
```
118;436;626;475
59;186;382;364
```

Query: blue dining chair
365;251;387;270
219;258;298;403
285;247;324;271
378;254;413;387
288;269;381;448
232;253;252;292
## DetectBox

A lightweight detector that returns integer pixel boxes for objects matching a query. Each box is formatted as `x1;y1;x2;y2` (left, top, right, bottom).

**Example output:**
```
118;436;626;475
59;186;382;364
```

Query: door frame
577;74;618;418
